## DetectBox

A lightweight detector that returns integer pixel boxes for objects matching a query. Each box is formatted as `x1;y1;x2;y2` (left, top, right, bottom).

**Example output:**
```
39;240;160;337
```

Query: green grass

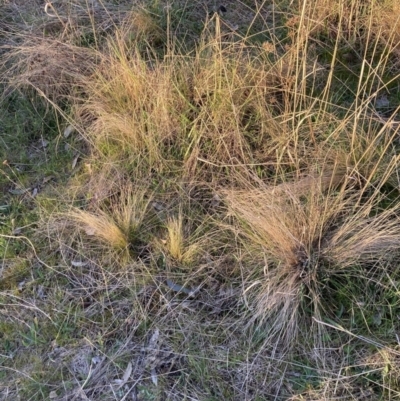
1;0;400;400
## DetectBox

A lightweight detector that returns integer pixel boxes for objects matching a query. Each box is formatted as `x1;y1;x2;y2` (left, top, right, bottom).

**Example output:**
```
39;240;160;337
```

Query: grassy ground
1;0;400;400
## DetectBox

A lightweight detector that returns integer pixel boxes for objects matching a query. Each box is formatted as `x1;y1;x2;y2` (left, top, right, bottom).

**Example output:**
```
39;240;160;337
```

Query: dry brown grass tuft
79;43;182;169
60;182;153;253
165;214;199;265
76;15;303;178
224;168;349;341
159;212;213;268
224;151;400;346
1;37;96;102
323;206;400;269
0;0;136;103
68;208;129;250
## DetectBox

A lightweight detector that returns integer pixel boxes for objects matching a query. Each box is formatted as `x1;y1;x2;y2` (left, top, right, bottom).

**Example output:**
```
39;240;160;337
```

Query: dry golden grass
323;205;400;268
165;214;199;265
224;171;348;343
57;182;153;254
1;37;95;102
224;143;400;346
158;212;214;267
3;0;400;399
75;14;305;178
68;207;129;250
33;0;400;361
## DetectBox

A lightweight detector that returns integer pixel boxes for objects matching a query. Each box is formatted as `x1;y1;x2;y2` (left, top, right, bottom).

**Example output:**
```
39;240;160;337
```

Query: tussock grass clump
223;170;350;342
68;207;129;250
224;153;400;347
155;209;221;270
163;214;203;266
77;15;296;178
1;37;96;102
64;184;151;250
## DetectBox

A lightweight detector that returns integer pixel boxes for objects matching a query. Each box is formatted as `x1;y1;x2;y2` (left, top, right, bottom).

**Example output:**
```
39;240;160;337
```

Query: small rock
63;125;76;138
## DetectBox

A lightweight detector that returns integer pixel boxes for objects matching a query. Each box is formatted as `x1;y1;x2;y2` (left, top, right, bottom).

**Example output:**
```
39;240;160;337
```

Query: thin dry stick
44;2;67;29
313;317;400;357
